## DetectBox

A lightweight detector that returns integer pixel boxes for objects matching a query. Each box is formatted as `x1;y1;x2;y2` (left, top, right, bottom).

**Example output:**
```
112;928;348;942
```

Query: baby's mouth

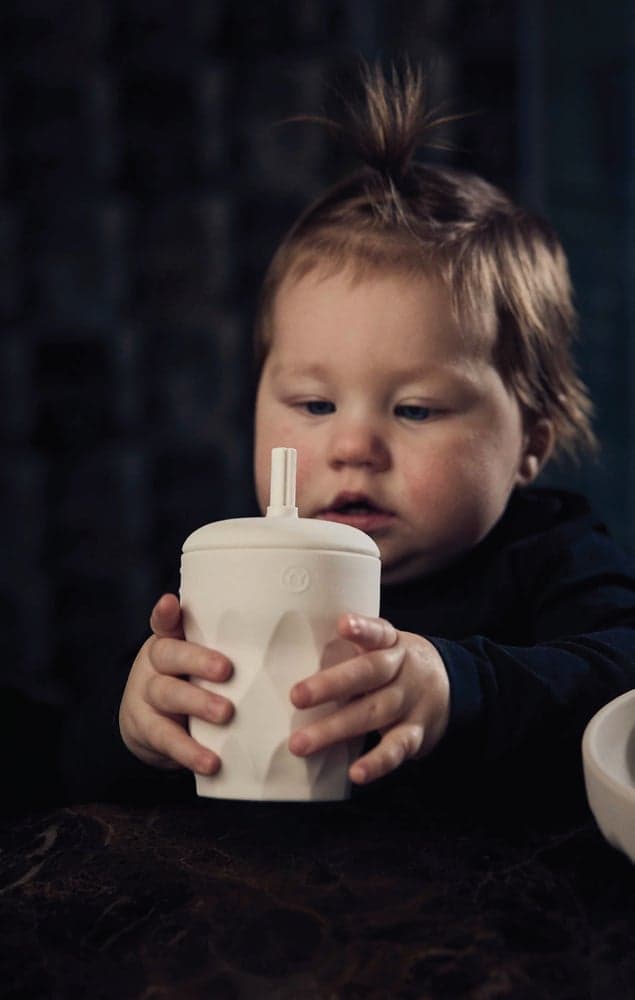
316;493;396;532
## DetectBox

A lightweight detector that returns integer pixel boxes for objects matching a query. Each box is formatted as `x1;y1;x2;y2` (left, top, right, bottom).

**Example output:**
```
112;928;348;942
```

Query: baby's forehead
282;251;430;292
272;258;496;361
267;356;488;398
284;250;493;316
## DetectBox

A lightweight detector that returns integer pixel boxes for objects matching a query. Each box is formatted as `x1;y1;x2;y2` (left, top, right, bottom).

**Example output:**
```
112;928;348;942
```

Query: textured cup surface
181;546;380;801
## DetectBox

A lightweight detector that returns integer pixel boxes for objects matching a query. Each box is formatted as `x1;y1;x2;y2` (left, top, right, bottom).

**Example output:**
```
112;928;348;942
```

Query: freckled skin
254;267;546;584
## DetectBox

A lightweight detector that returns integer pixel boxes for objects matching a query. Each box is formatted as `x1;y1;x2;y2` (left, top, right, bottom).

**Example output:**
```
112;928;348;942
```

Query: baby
118;64;635;795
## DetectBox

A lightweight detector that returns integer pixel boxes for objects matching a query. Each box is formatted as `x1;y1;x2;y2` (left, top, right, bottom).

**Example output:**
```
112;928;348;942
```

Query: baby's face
254;266;540;583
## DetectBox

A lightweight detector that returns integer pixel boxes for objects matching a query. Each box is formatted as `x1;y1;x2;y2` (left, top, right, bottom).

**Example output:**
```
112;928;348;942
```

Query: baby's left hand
288;613;450;785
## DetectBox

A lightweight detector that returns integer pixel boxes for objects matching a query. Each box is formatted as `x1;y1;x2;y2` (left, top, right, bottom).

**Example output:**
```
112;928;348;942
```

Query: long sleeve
433;627;635;762
380;487;635;800
439;522;635;760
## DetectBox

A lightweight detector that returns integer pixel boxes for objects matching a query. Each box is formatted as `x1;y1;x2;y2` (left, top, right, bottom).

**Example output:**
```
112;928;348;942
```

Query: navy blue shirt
377;487;635;808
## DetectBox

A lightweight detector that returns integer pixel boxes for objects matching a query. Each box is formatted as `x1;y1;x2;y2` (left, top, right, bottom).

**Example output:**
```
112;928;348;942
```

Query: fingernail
208;655;230;680
291;682;312;708
289;732;310;756
350;763;367;784
347;614;363;636
196;753;218;775
209;701;231;724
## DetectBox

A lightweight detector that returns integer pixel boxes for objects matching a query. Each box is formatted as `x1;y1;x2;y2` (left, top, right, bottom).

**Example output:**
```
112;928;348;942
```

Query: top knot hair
336;61;451;184
293;60;455;194
254;60;597;465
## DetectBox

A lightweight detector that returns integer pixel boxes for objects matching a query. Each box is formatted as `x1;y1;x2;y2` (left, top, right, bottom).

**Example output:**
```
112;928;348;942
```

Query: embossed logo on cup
281;565;310;593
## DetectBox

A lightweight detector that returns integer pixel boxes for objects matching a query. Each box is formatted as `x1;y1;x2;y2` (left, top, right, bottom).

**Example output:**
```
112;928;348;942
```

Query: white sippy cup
179;447;381;801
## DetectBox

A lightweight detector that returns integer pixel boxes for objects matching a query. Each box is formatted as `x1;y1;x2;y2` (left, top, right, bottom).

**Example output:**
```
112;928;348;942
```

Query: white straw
266;447;298;517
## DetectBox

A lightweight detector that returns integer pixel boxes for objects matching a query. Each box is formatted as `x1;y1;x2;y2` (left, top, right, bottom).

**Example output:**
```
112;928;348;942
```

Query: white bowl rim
582;688;635;805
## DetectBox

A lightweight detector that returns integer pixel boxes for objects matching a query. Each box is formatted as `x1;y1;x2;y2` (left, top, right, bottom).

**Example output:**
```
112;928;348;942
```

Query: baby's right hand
119;593;234;775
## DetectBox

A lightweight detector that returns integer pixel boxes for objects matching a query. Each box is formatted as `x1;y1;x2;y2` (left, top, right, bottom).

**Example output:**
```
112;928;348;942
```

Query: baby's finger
144;715;221;775
291;643;405;709
338;613;398;651
151;636;233;683
289;683;406;757
147;674;234;725
150;593;184;639
349;723;424;785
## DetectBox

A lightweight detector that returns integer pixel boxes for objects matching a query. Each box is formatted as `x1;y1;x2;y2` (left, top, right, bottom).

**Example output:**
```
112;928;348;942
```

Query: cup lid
182;516;380;557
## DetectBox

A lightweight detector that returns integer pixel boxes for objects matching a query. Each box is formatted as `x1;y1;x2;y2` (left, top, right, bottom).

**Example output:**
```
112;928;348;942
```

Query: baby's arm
119;593;234;775
288;613;450;785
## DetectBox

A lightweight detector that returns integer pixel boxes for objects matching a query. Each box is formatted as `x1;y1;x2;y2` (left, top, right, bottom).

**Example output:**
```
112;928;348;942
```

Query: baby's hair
254;61;597;463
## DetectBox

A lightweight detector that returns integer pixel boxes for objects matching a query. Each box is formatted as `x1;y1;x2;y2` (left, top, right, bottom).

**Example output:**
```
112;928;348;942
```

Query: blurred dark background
1;0;633;711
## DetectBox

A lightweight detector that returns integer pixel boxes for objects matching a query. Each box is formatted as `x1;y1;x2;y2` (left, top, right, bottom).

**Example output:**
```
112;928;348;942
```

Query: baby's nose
328;421;390;470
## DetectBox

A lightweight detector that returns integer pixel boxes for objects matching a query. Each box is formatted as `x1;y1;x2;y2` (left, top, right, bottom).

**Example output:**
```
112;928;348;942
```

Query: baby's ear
516;418;555;485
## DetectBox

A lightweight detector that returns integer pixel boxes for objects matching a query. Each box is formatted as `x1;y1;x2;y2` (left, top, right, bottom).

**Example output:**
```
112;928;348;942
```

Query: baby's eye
394;403;432;421
303;400;335;416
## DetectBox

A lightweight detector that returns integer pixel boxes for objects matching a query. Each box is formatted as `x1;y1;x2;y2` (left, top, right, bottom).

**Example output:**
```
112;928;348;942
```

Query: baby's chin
378;539;472;585
378;550;436;586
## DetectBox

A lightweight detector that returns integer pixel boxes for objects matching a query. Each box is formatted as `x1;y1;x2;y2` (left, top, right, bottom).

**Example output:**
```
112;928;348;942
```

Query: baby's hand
288;614;450;785
119;593;234;775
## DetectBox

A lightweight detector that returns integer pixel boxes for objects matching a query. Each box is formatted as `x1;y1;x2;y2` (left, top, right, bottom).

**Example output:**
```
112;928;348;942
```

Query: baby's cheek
402;451;482;532
400;452;445;508
295;446;321;509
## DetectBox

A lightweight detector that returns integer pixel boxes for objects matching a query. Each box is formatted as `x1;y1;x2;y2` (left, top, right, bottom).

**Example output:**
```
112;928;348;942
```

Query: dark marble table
2;778;634;1000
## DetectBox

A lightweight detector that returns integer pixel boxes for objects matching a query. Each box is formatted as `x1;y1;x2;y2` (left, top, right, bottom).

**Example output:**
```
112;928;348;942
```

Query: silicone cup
180;447;381;801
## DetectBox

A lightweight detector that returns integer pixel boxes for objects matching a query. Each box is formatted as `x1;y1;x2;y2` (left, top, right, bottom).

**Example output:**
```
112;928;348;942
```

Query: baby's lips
316;496;397;532
324;490;389;514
